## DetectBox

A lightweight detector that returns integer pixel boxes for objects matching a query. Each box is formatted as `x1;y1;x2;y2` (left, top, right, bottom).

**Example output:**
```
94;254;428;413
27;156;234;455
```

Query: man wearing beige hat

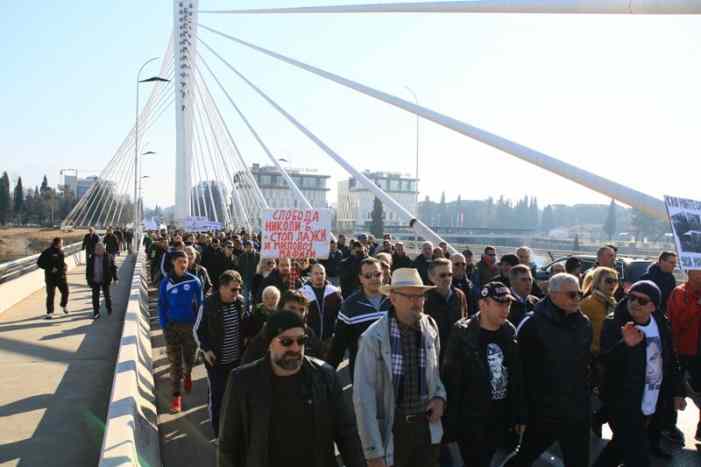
353;268;447;467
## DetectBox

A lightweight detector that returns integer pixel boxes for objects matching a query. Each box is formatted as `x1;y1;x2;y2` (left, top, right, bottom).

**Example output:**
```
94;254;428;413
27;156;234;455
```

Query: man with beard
260;257;303;299
339;241;368;299
218;310;365;467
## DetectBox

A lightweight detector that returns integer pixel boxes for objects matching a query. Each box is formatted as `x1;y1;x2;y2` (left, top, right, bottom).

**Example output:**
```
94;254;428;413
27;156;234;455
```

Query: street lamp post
135;58;169;234
404;86;420;250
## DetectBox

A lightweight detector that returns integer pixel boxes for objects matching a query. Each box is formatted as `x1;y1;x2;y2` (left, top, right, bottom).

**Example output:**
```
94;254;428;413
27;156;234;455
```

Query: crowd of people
141;227;701;467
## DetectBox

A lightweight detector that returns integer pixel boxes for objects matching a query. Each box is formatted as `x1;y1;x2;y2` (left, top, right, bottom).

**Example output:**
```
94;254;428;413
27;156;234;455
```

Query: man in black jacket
319;239;344;285
443;282;526;467
82;227;100;261
339;241;367;299
640;251;677;314
103;227;120;258
391;242;414;271
594;281;686;467
37;237;69;319
413;241;434;285
194;270;253;438
259;257;302;301
508;265;539;328
505;273;592;467
218;310;365;467
85;243;118;318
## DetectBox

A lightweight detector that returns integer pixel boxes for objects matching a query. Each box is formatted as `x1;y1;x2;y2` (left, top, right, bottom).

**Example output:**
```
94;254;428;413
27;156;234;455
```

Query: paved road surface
0;254;134;467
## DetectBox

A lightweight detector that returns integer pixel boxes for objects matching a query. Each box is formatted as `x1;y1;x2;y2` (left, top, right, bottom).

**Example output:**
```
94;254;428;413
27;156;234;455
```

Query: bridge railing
99;241;161;467
0;241;82;284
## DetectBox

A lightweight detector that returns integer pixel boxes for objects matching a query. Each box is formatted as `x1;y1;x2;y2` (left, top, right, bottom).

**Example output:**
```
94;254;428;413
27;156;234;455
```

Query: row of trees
0;173;80;226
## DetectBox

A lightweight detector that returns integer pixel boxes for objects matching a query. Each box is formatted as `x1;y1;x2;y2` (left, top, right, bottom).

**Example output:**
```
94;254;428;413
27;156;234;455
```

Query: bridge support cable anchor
197;34;453;251
197;23;668;222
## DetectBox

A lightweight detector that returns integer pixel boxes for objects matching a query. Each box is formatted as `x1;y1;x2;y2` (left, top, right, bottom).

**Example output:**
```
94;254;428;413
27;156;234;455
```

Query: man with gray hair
413;241;434;285
505;273;592;467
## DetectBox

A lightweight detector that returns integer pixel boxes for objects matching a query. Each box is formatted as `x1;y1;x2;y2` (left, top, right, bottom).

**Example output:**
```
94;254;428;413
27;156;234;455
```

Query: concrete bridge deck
0;255;134;467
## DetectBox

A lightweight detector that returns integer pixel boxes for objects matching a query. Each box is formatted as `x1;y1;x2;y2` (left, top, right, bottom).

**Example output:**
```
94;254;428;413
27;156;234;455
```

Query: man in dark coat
37;237;70;319
339;241;367;299
103;227;120;257
218;310;365;467
391;242;414;271
640;251;677;314
85;242;118;318
594;281;686;466
81;227;101;261
413;241;434;285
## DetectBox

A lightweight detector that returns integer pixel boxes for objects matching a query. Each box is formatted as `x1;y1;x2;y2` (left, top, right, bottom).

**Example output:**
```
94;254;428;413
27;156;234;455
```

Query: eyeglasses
392;290;426;302
278;335;308;347
362;272;383;279
629;295;651;306
604;278;618;285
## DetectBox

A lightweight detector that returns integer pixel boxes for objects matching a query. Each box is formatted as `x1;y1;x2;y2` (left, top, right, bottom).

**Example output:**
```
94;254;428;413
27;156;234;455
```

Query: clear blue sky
2;1;700;210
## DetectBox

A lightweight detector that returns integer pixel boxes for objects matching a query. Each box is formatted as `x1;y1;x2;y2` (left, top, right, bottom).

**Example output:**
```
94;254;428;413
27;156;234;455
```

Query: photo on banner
664;195;701;271
261;208;331;259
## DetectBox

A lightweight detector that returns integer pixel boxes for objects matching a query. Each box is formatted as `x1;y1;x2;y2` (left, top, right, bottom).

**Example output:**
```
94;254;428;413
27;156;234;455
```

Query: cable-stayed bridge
4;2;701;467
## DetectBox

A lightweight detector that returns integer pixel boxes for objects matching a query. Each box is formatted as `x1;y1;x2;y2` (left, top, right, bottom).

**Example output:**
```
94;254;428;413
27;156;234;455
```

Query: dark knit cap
629;280;662;308
265;310;306;347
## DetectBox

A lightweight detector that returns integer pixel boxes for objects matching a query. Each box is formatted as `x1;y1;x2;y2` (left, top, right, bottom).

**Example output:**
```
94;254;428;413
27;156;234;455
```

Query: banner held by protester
261;208;331;259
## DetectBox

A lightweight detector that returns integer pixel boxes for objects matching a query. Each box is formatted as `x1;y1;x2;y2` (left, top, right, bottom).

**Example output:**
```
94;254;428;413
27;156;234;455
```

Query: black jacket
442;315;527;441
424;287;468;366
258;269;302;302
508;292;539;328
85;254;118;286
82;233;100;256
37;246;67;280
391;253;414;271
103;233;120;255
238;251;260;286
339;254;364;299
517;297;592;421
320;249;344;277
599;299;684;415
413;254;433;285
218;356;365;467
640;263;677;313
195;293;255;365
190;264;213;296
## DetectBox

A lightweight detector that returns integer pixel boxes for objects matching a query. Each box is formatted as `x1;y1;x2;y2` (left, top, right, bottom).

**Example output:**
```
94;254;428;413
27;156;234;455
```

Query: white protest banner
664;195;701;271
261;208;331;259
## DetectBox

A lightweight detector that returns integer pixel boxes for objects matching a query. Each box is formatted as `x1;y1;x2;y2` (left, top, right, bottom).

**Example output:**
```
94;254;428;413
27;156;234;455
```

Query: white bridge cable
196;34;450;249
110;156;137;227
194;47;314;212
191;82;223;226
192;78;238;229
64;32;175;227
191;124;207;219
192;113;215;222
193;55;270;218
193;64;260;230
196;61;269;228
192;73;249;231
198;1;701;15
197;24;668;222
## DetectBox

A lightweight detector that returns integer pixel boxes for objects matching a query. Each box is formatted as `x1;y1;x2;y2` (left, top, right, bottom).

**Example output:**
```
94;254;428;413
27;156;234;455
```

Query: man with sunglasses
193;270;253;438
354;268;446;467
424;258;468;366
450;253;475;315
218;310;366;467
443;281;526;467
594;280;686;466
505;273;592;467
329;257;391;378
472;246;499;290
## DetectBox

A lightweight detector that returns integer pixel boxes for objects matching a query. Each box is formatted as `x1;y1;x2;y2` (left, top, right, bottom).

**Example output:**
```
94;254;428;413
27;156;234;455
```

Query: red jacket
668;283;701;357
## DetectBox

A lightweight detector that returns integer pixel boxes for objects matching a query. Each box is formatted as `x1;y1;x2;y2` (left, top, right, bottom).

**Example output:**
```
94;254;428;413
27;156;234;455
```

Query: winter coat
300;282;343;341
85;253;118;286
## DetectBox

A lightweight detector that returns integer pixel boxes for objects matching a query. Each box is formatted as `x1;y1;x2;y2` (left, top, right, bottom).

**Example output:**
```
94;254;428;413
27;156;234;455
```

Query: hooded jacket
300;282;343;341
37;246;67;280
158;272;203;329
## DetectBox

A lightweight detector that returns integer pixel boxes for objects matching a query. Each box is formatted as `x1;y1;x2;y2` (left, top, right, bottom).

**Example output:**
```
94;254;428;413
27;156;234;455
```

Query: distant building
336;171;418;232
76;176;97;199
249;163;330;209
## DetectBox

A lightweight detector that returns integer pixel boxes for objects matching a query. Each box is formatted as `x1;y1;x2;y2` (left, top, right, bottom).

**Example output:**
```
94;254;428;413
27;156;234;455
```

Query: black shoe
651;445;673;459
695;423;701;442
45;313;52;320
662;427;685;446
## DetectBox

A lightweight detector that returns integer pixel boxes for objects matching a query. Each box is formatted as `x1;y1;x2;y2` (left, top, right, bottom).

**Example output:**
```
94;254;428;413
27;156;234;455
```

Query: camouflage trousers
164;322;197;395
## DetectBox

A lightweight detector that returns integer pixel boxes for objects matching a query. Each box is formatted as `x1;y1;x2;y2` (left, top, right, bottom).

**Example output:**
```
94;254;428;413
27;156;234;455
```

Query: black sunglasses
278;336;308;347
629;295;651;306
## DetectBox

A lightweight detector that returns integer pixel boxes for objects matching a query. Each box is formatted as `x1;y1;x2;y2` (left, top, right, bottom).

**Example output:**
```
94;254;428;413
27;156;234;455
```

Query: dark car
535;255;653;294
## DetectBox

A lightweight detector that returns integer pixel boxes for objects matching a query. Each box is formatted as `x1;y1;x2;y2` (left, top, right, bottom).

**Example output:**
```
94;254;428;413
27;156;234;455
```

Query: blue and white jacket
159;272;203;329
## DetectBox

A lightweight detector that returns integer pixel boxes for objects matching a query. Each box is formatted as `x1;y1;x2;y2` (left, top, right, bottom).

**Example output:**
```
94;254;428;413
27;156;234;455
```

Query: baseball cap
480;281;516;301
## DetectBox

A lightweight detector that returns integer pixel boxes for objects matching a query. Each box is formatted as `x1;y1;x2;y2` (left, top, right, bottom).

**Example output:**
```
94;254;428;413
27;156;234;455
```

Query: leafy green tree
13;177;24;224
369;197;385;238
0;172;10;225
604;199;617;240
